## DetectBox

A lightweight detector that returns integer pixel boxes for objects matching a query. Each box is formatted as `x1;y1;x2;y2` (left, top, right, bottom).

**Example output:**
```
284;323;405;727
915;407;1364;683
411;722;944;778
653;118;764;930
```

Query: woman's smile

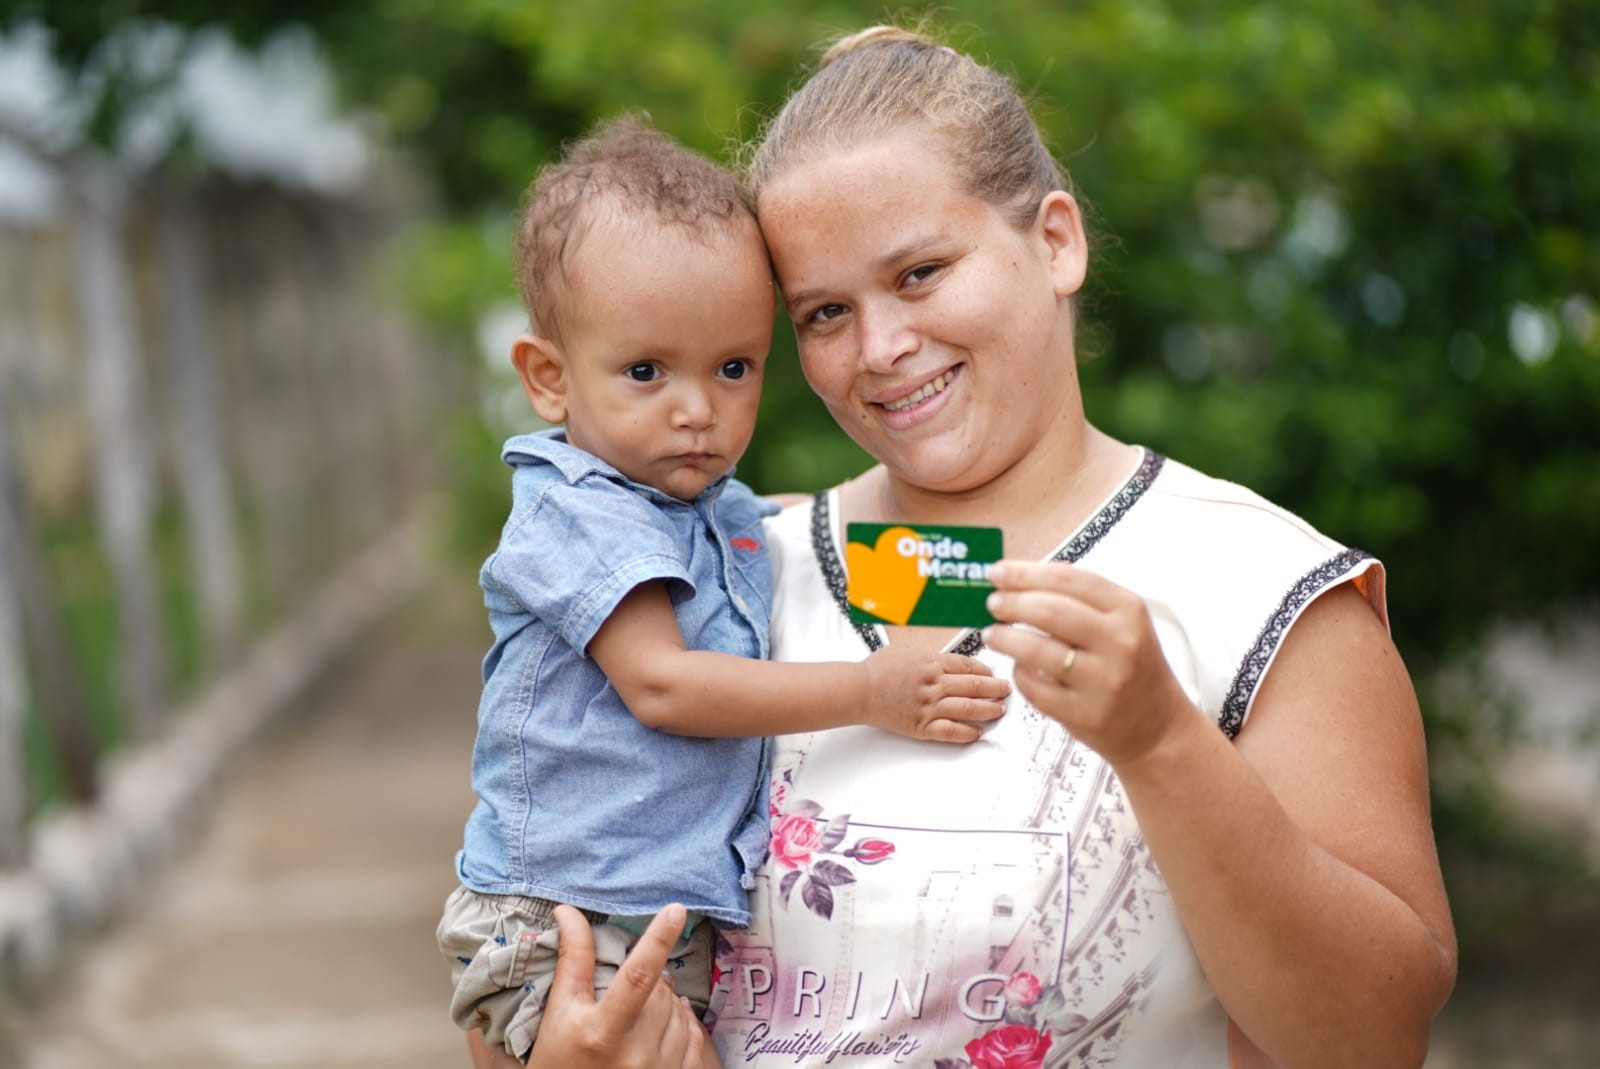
759;132;1086;494
878;367;958;412
875;365;961;429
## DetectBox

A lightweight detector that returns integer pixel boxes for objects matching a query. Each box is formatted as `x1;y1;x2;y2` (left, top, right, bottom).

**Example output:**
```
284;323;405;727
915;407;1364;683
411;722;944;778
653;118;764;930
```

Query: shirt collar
502;428;731;507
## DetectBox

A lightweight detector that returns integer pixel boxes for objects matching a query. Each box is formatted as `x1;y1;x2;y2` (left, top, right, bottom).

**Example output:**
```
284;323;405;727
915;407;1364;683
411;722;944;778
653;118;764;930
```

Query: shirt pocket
724;521;775;622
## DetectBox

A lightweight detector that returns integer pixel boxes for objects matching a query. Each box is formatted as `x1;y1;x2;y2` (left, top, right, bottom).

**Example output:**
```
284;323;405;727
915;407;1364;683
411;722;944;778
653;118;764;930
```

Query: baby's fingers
939;695;1007;723
939;653;995;676
952;674;1011;701
935;657;1009;701
921;717;984;744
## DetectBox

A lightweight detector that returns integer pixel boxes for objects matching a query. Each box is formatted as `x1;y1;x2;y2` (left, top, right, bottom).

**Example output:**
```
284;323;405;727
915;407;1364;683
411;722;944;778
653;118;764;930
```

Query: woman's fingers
983;561;1193;768
466;1029;523;1069
988;559;1123;612
985;586;1102;643
684;1004;723;1069
682;997;723;1069
526;904;709;1069
983;561;1140;676
654;989;691;1067
547;904;601;1010
593;903;688;1032
983;619;1080;688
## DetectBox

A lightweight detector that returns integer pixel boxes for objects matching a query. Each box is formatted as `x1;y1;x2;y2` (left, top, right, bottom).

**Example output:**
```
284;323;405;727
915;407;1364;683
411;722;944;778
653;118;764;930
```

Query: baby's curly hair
515;113;755;342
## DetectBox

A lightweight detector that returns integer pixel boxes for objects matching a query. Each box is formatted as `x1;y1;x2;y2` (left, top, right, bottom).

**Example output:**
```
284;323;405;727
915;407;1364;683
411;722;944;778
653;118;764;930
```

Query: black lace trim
811;449;1167;655
1218;547;1375;738
812;489;886;651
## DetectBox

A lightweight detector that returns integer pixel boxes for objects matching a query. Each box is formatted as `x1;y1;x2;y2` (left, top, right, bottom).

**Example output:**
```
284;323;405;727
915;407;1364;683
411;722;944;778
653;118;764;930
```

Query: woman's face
757;132;1088;496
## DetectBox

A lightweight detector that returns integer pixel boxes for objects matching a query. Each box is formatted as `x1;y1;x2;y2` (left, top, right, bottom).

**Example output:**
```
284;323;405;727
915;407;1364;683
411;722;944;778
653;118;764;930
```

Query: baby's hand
862;647;1009;743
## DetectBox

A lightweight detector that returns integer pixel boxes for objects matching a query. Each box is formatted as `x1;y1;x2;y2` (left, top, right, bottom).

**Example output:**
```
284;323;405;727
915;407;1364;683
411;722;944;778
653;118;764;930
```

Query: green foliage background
8;0;1599;907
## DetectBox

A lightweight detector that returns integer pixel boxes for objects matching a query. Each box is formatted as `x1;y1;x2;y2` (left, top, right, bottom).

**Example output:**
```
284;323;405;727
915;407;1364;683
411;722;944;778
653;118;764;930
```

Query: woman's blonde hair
749;25;1069;229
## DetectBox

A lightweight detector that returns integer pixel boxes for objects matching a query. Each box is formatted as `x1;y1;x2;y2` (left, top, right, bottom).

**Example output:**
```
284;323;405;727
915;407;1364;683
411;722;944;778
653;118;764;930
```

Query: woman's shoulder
1119;452;1387;734
762;492;826;605
762;490;819;545
1143;455;1346;558
1123;454;1376;600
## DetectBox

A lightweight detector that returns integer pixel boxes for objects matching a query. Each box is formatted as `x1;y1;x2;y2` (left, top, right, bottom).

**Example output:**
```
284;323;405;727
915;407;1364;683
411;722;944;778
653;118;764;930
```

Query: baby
436;115;1008;1062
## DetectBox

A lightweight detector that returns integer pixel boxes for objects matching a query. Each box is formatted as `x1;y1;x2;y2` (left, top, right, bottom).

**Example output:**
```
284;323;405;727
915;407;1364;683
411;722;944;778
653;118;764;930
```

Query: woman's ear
1037;191;1088;299
510;334;569;424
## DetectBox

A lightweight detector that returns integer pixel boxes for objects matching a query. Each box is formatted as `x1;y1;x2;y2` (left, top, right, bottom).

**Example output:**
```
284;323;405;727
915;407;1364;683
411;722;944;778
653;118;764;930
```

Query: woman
494;25;1457;1069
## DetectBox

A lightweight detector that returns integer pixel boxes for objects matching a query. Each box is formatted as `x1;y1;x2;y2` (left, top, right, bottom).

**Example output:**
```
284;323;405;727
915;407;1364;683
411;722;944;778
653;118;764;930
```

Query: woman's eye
905;263;941;285
807;303;846;325
624;363;658;382
719;359;750;380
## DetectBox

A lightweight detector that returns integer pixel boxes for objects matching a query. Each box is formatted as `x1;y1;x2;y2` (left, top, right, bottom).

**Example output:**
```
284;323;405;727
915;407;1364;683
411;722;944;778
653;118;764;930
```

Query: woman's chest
717;503;1225;1065
708;699;1208;1067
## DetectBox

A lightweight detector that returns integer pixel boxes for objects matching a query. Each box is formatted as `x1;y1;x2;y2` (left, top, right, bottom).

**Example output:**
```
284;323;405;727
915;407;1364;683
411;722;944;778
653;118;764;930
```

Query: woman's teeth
883;370;954;412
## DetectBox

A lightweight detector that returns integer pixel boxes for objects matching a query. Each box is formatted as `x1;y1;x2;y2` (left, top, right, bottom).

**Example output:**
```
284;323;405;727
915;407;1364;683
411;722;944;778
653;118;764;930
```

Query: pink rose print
963;1025;1053;1069
768;781;788;817
770;796;895;920
770;813;822;868
1003;971;1042;1007
847;837;896;865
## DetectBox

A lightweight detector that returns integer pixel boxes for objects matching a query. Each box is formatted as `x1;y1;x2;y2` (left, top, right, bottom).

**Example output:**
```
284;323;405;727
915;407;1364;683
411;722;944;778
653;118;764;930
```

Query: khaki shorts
436;885;715;1060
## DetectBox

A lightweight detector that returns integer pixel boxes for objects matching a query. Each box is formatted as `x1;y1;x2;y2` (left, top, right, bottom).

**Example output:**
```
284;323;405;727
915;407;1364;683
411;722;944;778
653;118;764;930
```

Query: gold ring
1058;645;1077;683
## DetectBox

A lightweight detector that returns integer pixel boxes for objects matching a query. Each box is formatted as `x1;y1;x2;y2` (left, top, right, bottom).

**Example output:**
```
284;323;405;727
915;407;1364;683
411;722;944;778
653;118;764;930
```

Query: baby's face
558;215;775;501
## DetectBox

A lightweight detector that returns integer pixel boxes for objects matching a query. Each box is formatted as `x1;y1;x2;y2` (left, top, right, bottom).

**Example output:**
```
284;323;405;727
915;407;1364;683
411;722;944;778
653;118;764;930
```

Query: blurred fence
0;144;461;987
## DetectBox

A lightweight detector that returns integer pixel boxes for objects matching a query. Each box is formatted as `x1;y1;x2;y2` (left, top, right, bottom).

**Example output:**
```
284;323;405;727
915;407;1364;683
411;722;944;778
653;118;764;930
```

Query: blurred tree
8;0;1597;876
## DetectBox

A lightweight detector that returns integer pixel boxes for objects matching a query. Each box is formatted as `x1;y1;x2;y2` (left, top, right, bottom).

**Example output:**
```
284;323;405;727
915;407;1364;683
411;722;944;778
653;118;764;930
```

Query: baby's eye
624;363;658;382
904;263;941;285
718;359;751;380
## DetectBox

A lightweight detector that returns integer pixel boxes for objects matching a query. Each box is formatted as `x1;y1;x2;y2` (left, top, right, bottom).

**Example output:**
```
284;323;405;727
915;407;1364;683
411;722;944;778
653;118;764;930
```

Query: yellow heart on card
846;525;927;626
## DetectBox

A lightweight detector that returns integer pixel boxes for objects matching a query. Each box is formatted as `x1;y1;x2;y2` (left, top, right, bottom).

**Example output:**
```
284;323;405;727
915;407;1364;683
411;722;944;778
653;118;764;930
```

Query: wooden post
0;420;100;808
0;411;30;867
0;234;100;810
162;189;244;667
68;162;167;740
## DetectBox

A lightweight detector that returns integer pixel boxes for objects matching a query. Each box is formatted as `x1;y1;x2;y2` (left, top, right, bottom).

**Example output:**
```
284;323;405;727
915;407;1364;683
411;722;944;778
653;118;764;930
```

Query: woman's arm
587;581;1007;742
983;563;1455;1069
468;903;721;1069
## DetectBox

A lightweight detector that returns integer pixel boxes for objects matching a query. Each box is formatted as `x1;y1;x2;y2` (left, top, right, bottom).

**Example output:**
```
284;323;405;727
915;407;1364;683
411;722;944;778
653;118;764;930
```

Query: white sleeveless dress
706;449;1386;1069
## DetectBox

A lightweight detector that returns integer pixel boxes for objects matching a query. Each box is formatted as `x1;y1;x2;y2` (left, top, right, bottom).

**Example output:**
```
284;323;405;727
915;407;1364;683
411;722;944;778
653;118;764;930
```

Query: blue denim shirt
455;430;777;927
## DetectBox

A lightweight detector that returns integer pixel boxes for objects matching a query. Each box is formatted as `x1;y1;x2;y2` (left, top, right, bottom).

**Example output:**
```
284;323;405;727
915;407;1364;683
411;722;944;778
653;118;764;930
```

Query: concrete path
11;596;484;1069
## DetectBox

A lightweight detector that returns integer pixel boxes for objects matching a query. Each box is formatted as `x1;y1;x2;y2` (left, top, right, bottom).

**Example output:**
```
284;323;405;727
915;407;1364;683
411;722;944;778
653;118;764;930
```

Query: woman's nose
858;307;919;373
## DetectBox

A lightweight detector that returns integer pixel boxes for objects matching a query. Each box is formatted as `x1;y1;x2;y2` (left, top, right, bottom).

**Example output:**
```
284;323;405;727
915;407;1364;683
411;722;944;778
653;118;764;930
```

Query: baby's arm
587;582;1008;743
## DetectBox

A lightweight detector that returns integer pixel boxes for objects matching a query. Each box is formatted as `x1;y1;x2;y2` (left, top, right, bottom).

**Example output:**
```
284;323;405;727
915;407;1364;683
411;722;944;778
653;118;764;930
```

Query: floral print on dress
769;790;896;921
932;970;1088;1069
951;1024;1053;1069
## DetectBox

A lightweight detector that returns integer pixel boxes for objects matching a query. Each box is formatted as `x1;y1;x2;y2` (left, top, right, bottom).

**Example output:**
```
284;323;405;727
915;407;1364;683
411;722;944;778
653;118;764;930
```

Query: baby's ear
511;334;568;424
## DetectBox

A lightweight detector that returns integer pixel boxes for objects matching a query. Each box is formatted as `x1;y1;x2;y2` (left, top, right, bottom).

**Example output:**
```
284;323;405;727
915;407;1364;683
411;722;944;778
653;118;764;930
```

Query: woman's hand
981;560;1191;767
469;903;720;1069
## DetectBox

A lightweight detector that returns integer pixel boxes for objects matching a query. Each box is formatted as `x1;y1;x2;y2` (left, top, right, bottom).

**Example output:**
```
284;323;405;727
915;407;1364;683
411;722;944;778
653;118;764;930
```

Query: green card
845;523;1003;627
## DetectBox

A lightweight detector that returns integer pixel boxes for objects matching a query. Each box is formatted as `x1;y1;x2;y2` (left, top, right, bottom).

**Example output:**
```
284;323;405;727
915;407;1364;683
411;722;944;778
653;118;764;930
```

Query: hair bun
819;24;940;69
